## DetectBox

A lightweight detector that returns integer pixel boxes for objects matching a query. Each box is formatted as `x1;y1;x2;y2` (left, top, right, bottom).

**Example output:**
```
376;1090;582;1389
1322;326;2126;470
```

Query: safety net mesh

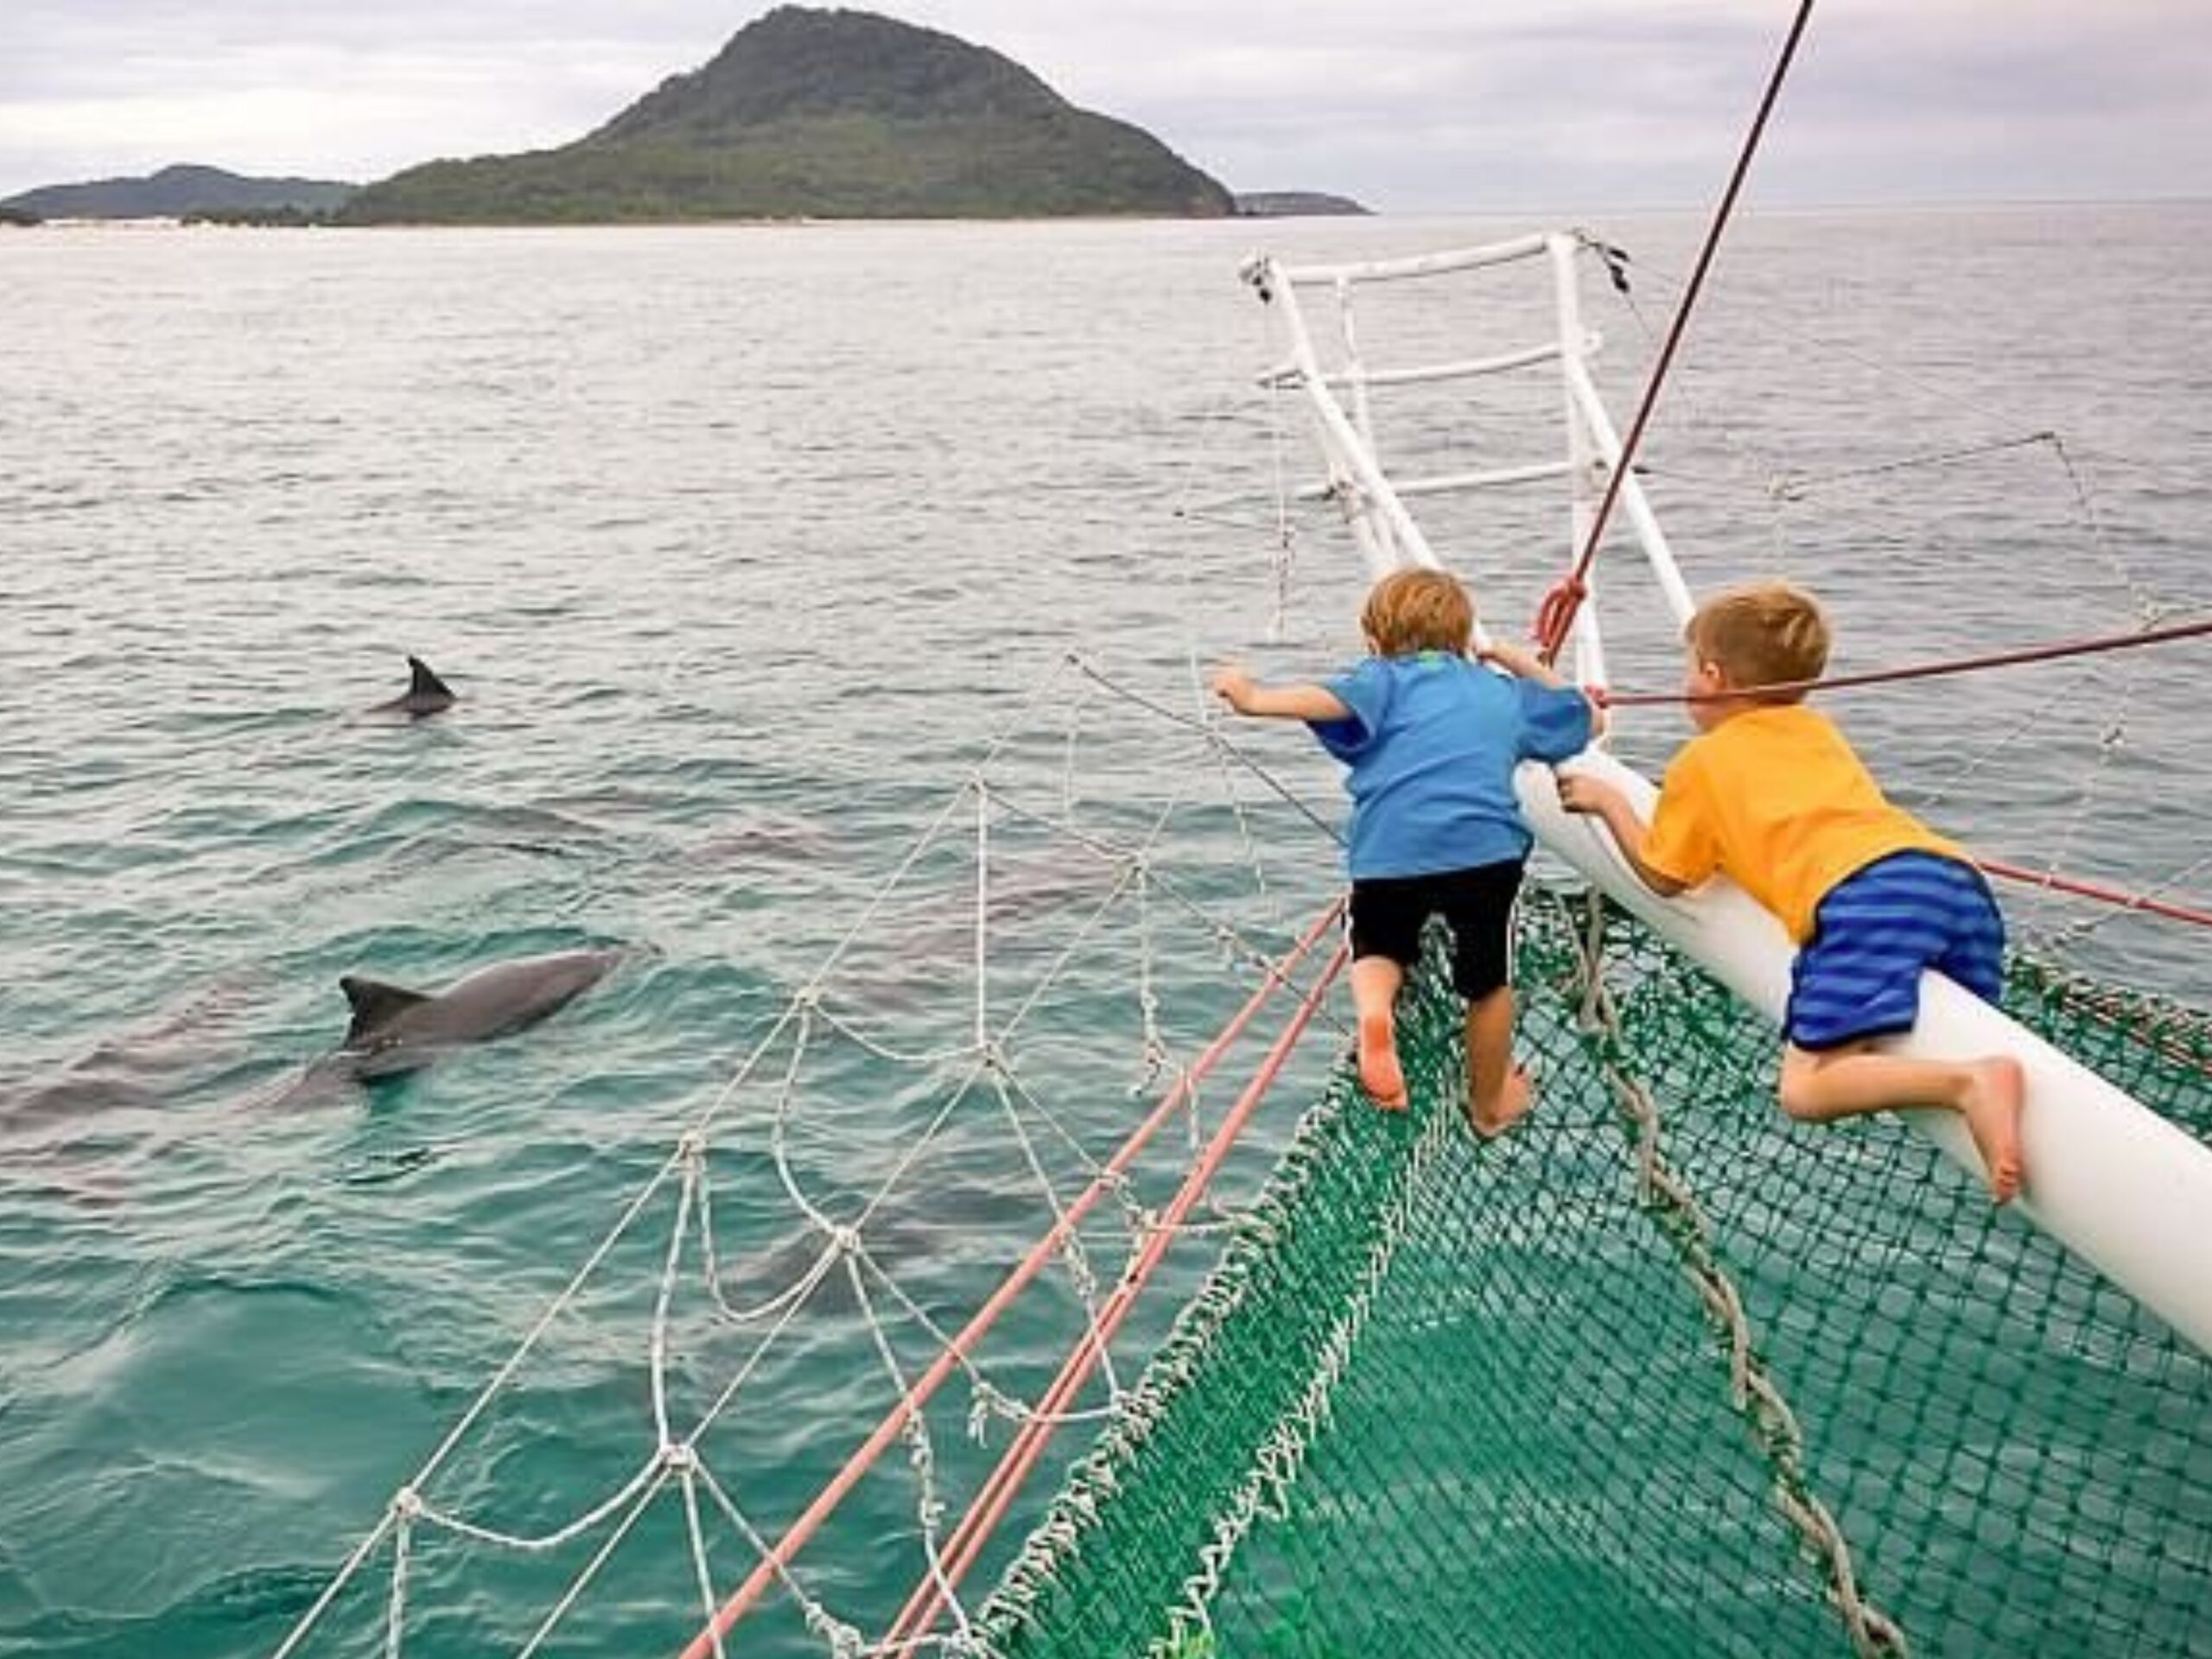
978;891;2212;1659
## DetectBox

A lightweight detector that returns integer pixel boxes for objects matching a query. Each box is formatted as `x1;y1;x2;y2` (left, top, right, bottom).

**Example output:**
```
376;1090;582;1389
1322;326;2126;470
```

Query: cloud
0;0;2206;206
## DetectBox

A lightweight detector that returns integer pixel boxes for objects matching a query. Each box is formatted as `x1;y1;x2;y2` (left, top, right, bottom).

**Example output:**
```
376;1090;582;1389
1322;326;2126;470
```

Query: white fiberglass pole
1523;752;2212;1359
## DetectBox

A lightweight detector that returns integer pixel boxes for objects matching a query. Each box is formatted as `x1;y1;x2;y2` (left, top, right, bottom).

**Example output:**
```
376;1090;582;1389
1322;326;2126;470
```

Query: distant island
0;163;356;221
343;6;1231;224
1235;193;1370;218
0;11;1376;228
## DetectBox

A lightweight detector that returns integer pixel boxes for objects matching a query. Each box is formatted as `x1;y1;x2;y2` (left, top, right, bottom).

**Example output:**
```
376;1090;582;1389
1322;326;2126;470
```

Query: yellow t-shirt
1642;705;1962;943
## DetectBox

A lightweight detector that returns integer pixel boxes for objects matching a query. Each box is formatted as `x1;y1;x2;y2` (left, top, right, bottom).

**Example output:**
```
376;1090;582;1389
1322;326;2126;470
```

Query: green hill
1;164;357;219
1236;192;1370;218
343;7;1232;224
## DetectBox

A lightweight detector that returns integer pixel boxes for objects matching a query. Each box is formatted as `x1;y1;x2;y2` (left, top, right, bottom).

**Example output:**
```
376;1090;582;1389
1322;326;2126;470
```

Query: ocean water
1;204;2208;1658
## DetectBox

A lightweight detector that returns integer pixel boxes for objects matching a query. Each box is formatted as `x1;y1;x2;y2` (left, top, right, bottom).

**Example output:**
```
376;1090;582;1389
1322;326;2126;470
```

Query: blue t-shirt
1309;652;1593;880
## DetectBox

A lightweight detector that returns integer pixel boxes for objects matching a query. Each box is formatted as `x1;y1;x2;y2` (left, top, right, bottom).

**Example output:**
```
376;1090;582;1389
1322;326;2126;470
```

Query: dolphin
371;656;457;719
336;948;625;1078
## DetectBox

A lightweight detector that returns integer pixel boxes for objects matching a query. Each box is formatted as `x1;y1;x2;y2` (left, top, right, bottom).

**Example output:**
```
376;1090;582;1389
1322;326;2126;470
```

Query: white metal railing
1261;233;1552;288
1243;232;1686;683
1260;335;1593;394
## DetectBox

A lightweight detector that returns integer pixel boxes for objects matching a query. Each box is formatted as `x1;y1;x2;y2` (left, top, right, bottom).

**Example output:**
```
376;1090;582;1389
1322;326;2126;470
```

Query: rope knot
828;1224;864;1260
391;1485;423;1522
658;1440;697;1474
968;1386;999;1444
803;1604;868;1659
1532;575;1590;657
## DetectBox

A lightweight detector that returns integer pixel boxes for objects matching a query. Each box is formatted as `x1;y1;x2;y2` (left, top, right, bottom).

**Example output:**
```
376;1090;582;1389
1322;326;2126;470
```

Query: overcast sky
2;0;2208;208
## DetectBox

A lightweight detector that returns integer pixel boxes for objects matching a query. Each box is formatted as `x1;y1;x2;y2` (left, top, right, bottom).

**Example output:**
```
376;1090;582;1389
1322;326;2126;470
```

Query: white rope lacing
268;639;1341;1659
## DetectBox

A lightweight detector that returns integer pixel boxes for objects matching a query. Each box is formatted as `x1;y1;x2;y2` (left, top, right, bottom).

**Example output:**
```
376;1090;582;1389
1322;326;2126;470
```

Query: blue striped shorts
1786;851;2005;1052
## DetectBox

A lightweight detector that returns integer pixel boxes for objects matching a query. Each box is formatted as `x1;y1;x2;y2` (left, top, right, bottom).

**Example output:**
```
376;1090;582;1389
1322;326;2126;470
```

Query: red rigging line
674;905;1345;1659
1978;860;2212;933
1591;614;2212;706
1536;0;1817;663
1580;614;2212;931
880;938;1351;1650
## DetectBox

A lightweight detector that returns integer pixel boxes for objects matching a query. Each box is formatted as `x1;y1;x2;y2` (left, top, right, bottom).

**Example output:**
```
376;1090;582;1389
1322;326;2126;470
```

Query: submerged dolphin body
371;656;457;719
338;948;624;1078
3;982;248;1141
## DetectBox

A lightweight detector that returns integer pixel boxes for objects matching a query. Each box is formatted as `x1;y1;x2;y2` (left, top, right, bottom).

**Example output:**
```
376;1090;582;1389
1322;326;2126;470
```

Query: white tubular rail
1265;232;1553;288
1526;753;2212;1360
1244;256;1440;576
1546;232;1608;687
1561;353;1696;626
1261;334;1597;392
1243;234;1697;652
1292;461;1576;504
1389;461;1579;497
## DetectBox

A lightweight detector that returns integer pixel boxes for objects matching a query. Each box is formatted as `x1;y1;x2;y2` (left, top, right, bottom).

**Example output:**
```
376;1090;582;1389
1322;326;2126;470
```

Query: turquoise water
1;206;2208;1658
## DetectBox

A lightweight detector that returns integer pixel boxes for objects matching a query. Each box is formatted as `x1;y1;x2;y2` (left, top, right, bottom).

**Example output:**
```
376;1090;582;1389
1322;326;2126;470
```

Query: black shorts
1348;859;1524;1000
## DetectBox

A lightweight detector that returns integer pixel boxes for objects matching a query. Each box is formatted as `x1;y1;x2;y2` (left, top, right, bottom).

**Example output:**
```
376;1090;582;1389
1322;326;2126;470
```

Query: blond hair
1685;582;1830;701
1362;569;1474;658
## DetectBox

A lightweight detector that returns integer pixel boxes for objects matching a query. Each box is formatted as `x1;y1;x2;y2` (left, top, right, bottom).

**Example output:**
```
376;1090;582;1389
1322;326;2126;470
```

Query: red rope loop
1532;576;1589;660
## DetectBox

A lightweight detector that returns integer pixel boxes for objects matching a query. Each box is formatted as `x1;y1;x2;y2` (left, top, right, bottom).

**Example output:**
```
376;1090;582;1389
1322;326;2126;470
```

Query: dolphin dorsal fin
340;976;429;1044
406;657;454;700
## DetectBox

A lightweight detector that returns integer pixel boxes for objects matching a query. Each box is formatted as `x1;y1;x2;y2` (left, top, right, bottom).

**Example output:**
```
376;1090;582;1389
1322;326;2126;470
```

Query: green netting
976;893;2212;1659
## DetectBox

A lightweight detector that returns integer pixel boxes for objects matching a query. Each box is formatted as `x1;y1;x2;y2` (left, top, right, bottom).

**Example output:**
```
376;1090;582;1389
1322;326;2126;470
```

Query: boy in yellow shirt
1560;582;2026;1202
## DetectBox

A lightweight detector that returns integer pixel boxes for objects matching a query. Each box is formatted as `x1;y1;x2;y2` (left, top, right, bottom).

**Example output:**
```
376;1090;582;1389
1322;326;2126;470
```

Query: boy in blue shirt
1211;569;1600;1134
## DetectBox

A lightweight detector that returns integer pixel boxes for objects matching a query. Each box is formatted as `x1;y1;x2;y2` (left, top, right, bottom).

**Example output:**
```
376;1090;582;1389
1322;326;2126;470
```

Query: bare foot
1959;1058;2026;1204
1468;1067;1534;1139
1357;1012;1408;1110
